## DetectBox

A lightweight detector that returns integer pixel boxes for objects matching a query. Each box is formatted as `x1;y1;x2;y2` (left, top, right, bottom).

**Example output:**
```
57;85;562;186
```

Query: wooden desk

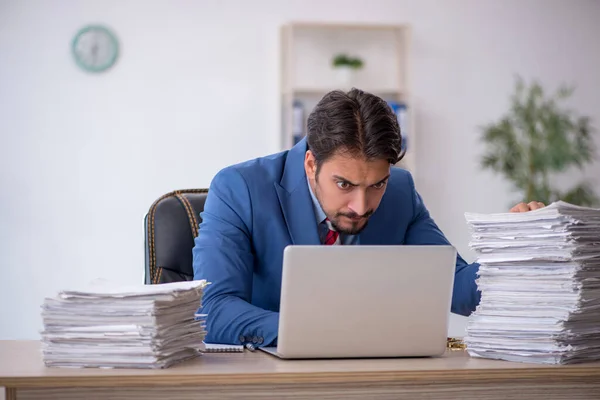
2;340;600;399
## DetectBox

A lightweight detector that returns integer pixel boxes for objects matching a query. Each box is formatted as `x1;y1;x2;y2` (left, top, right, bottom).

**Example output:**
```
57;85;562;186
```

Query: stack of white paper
40;279;209;369
464;200;600;364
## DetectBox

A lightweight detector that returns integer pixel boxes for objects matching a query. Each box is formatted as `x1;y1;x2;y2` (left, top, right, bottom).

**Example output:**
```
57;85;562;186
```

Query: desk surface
2;340;600;389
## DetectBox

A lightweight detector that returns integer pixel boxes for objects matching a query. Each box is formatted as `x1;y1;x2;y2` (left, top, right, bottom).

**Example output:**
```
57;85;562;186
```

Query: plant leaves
480;77;597;205
555;182;600;207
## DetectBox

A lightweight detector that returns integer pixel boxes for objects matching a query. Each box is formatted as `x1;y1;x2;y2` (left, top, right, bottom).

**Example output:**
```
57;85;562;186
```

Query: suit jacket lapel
275;138;321;245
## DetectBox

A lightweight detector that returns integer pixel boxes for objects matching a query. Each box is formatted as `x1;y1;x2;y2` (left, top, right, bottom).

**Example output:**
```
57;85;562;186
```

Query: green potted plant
331;53;364;86
480;76;598;206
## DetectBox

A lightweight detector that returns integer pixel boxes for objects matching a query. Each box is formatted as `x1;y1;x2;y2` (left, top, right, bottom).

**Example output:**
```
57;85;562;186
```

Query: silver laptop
260;245;457;359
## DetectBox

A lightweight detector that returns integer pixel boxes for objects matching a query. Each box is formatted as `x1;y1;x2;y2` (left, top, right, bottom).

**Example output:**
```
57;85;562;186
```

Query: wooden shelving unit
280;22;415;175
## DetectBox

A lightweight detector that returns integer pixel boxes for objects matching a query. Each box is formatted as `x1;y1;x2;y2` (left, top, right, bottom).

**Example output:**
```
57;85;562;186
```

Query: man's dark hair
306;88;404;169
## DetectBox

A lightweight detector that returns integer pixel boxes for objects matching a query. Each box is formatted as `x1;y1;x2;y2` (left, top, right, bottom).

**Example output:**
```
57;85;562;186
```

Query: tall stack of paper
41;279;209;369
464;201;600;364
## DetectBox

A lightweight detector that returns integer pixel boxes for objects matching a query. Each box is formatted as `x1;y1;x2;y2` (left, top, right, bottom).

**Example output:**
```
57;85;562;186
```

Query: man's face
304;150;390;235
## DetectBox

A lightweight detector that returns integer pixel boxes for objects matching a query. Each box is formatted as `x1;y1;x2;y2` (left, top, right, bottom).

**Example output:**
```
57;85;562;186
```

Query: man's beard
313;182;373;235
329;210;373;235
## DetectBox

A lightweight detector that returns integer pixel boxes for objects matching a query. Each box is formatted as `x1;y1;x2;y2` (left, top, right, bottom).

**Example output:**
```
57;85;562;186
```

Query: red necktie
324;218;339;245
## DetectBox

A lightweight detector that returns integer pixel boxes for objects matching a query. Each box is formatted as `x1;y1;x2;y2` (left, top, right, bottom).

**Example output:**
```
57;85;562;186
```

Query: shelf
284;21;408;31
280;21;415;177
287;88;404;96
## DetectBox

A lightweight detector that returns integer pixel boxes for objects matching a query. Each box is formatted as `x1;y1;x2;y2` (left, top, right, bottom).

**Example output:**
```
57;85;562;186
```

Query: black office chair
144;189;208;284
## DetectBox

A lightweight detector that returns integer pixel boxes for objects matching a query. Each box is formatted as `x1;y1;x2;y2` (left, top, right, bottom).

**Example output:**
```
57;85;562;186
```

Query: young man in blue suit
192;88;545;347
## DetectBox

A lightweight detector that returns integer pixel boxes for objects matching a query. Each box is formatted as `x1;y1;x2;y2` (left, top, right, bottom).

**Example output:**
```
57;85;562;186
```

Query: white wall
1;0;599;340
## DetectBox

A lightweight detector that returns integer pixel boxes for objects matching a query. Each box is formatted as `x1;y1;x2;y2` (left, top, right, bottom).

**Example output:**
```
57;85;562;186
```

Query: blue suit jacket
192;139;480;346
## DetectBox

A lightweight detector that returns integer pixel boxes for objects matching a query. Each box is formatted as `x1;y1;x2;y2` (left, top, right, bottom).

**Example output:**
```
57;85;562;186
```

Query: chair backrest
144;189;208;284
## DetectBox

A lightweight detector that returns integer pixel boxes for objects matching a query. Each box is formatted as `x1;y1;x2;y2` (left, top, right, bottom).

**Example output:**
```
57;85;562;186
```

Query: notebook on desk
259;245;457;359
204;343;244;353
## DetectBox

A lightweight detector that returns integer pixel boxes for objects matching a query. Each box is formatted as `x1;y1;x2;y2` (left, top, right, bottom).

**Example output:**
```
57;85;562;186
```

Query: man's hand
510;201;546;212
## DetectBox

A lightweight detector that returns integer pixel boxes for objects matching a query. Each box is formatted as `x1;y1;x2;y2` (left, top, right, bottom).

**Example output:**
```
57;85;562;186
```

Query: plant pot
333;66;355;88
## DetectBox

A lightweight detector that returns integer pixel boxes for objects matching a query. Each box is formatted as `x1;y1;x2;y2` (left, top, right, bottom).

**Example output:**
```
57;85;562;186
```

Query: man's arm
403;176;481;316
192;167;278;346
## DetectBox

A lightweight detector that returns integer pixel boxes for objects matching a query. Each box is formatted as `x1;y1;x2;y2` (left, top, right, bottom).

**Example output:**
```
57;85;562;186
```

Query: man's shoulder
388;166;416;191
380;167;418;209
211;149;289;190
373;167;419;223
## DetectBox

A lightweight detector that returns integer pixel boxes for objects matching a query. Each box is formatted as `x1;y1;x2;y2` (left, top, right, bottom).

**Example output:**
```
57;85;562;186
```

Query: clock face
72;25;119;72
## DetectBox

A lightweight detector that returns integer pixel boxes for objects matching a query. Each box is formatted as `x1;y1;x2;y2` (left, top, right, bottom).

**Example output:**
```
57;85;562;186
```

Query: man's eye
373;181;387;189
337;181;350;189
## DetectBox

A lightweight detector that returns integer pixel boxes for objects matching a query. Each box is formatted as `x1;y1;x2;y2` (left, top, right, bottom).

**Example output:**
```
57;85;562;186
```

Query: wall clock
71;25;119;73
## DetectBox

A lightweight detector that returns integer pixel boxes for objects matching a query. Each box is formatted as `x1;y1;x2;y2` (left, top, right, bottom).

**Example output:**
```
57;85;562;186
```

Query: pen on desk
245;343;256;352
